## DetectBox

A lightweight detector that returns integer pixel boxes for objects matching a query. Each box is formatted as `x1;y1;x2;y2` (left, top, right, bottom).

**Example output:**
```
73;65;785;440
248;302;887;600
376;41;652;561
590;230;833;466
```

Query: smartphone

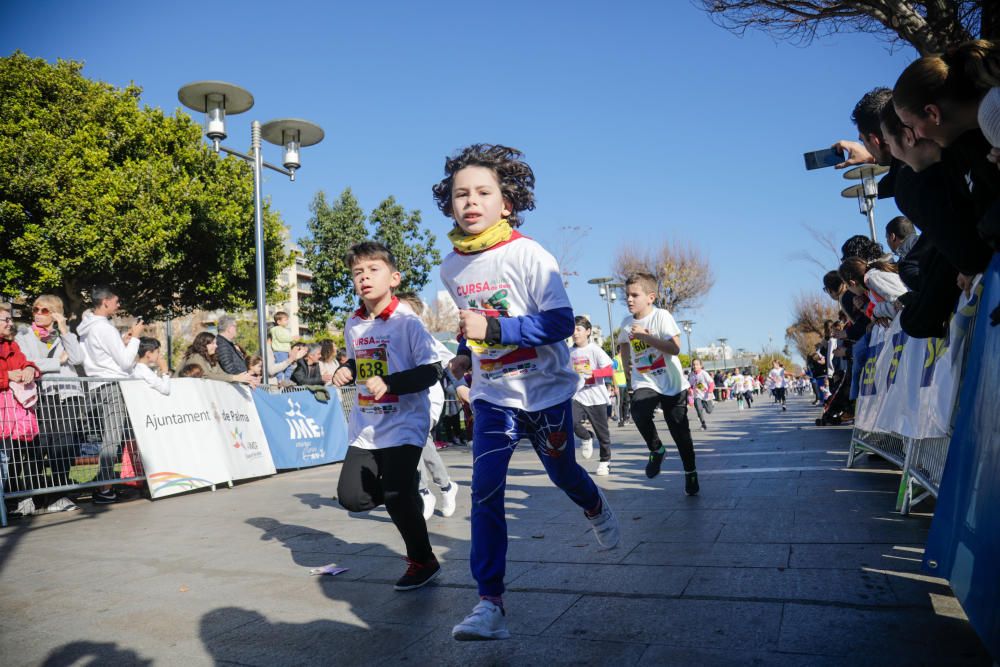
803;147;845;170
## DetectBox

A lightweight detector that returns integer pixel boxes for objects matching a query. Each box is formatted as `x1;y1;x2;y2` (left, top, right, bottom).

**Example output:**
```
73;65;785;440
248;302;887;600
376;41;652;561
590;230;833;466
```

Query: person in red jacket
1;304;41;515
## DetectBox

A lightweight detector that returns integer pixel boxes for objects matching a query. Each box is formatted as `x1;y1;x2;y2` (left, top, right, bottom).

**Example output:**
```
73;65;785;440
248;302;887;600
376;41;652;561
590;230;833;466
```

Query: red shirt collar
353;295;399;321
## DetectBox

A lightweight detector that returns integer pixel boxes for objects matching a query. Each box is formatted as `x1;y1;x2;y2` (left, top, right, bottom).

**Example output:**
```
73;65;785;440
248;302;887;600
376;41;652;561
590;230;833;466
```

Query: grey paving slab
203;617;432;667
0;395;988;665
381;632;649;667
507;562;695;596
374;586;580;637
683;566;897;606
637;645;842;667
777;603;991;664
623;541;791;568
543;596;784;650
787;543;927;572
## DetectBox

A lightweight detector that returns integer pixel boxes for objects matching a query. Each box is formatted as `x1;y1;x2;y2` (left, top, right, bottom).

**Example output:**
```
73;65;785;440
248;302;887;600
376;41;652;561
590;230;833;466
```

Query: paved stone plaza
0;396;991;666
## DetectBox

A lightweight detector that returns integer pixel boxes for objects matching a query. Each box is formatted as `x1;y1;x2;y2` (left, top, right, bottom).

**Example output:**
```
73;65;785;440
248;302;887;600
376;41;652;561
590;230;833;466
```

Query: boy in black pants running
333;241;444;590
617;272;699;495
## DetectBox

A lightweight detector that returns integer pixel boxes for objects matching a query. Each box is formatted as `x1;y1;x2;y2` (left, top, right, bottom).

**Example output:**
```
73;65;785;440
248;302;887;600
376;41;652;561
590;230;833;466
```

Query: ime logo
285;398;324;439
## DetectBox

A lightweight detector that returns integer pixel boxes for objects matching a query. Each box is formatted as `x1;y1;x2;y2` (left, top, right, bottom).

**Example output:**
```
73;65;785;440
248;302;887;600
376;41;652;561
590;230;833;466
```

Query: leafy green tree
299;189;367;328
369;196;441;296
0;52;287;320
299;189;441;327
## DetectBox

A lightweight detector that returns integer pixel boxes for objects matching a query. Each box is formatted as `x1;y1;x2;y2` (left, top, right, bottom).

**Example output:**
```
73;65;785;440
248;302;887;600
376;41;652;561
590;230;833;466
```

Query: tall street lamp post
718;337;729;372
588;277;623;354
679;320;694;363
178;81;324;380
841;164;889;243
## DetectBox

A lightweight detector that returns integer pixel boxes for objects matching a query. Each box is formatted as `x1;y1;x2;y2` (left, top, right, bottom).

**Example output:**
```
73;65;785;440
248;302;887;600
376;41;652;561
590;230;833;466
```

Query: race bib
356;347;398;413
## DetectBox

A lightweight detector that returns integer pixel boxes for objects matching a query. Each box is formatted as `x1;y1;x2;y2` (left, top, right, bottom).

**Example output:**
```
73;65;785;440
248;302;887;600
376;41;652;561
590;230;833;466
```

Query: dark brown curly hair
432;144;536;227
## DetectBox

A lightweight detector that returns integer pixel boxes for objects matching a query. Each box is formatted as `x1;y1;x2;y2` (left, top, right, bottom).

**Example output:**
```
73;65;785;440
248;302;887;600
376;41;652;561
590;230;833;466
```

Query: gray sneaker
453;600;510;640
586;488;620;550
45;497;79;513
13;497;36;516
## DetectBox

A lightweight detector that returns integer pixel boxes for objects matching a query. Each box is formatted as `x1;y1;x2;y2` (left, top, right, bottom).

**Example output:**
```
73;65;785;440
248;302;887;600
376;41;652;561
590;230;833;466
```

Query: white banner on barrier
203;381;276;483
119;379;276;498
854;284;980;440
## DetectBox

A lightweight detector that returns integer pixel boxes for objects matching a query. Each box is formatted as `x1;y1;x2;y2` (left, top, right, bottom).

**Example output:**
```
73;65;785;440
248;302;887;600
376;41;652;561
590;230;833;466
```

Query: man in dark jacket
291;344;323;386
215;315;248;375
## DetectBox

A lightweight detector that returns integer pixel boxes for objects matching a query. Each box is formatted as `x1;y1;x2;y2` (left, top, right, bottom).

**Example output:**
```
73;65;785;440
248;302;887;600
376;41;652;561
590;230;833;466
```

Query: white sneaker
596;461;610;476
452;600;510;640
45;497;79;513
440;483;458;518
14;497;36;516
420;490;436;521
587;488;620;550
580;437;594;460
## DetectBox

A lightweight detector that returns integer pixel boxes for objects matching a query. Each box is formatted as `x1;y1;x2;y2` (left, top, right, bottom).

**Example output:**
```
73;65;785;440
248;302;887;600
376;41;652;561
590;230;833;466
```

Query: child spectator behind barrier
132;337;170;395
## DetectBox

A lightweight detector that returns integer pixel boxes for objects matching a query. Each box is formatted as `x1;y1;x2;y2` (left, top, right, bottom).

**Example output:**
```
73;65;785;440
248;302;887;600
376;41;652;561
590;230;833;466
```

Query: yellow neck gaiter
448;220;514;254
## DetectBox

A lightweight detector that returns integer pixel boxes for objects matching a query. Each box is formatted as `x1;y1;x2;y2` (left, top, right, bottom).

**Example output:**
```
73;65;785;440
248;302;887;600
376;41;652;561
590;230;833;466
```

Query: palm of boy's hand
629;324;650;338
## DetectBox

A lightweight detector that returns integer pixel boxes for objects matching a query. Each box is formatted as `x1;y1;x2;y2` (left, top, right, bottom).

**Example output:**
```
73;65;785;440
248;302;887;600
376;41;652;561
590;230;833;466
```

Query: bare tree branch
421;293;459;333
552;225;592;287
613;240;715;313
696;1;987;54
785;291;841;358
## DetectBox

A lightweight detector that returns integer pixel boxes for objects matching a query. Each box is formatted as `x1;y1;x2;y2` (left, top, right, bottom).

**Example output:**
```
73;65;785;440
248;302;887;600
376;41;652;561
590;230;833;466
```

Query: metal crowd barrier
1;377;145;524
847;429;946;514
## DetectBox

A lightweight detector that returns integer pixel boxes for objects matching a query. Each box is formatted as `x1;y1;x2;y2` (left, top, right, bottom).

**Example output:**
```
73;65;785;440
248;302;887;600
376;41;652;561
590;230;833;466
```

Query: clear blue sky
1;0;914;358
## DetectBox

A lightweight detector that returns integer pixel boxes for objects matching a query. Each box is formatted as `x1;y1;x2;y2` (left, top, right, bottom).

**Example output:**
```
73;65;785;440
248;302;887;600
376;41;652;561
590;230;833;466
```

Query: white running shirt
439;234;578;411
617;307;689;396
570;342;613;407
344;300;439;450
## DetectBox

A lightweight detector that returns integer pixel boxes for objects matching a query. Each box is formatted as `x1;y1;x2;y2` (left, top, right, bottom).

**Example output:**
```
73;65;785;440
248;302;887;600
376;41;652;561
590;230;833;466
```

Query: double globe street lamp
588;277;624;354
177;81;324;380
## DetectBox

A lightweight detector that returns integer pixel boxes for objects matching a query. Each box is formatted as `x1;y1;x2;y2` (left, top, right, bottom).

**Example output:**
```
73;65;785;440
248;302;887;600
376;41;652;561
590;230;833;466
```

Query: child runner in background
132;337;170;395
440;356;471;446
569;316;615;476
731;368;746;410
332;241;444;592
741;368;754;409
768;360;788;411
435;144;620;641
618;272;699;495
396;293;461;520
612;353;629;426
687;358;714;430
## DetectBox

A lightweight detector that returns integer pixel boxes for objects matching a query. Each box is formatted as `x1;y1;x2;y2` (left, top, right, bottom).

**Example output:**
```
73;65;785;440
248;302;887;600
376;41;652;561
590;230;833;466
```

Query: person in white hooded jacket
76;285;144;505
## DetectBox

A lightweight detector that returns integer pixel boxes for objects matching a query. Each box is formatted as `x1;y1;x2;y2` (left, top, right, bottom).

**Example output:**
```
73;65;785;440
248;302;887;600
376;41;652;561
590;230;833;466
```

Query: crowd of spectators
1;286;348;515
812;38;1000;425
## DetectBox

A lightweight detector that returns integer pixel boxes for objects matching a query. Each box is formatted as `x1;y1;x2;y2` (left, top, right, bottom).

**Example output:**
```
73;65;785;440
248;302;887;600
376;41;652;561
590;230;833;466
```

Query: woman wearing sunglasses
14;295;85;513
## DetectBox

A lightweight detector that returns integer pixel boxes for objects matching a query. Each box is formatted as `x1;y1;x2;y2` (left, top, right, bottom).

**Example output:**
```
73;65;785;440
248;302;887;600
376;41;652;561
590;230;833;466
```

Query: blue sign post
923;254;1000;660
253;389;349;469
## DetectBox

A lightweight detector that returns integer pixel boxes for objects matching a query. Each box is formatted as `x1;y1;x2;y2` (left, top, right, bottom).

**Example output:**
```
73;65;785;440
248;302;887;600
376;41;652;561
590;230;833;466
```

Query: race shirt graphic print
463;286;540;380
570;342;613;407
439;234;579;412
